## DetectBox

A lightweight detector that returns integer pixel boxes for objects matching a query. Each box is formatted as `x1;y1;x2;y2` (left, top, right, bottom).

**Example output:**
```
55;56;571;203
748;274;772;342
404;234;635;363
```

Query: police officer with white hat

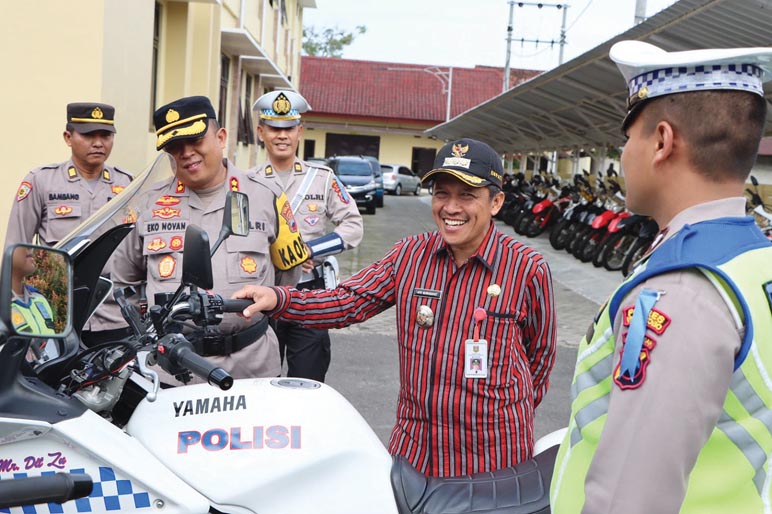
5;102;133;346
251;90;363;382
551;41;772;514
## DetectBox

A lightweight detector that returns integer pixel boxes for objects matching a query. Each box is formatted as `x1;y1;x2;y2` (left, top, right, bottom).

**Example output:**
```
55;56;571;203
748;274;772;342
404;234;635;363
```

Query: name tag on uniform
414;288;442;299
464;339;488;379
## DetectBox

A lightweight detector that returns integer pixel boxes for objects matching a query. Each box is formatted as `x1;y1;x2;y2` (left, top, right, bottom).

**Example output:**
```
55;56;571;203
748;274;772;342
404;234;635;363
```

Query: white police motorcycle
0;154;556;514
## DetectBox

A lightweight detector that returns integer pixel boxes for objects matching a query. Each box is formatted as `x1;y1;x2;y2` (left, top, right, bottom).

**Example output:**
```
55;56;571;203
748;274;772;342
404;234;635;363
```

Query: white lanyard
290;166;319;215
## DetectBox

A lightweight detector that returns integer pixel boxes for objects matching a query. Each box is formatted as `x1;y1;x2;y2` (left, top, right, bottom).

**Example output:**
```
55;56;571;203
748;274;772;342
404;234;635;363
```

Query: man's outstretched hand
232;285;279;318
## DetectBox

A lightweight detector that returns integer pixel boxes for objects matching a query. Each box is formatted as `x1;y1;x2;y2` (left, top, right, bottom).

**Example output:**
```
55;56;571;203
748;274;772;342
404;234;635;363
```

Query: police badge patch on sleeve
16;181;32;202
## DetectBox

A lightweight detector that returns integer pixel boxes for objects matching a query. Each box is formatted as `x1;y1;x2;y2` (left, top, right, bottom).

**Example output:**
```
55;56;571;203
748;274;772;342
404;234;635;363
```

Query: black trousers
275;320;331;382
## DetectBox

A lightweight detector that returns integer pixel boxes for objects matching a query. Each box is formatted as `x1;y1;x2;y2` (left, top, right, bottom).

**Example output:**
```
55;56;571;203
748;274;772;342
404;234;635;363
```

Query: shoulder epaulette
112;166;134;179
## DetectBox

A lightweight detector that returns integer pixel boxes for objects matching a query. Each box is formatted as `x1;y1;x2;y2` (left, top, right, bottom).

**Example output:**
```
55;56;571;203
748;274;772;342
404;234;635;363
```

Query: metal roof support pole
520;155;528;175
571;149;580;177
590;146;607;177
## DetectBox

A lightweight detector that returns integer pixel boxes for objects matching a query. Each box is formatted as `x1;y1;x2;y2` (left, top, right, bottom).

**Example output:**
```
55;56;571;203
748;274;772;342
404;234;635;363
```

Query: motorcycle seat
389;445;556;514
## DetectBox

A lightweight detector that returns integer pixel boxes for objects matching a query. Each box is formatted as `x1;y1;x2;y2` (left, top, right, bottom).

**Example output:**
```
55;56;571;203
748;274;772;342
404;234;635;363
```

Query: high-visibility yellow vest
12;287;55;335
551;217;772;513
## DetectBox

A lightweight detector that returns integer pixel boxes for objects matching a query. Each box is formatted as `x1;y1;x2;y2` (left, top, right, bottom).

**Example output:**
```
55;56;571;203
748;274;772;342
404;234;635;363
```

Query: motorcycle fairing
0;410;209;514
126;378;399;514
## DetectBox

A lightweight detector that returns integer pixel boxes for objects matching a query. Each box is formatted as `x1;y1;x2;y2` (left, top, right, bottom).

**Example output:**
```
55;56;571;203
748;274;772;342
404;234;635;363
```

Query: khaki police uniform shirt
6;160;133;331
583;198;746;514
112;160;302;384
251;159;363;269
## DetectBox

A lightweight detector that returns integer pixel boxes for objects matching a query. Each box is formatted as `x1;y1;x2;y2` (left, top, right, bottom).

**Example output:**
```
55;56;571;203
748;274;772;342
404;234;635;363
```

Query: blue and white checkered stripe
0;467;151;514
628;63;764;99
261;108;300;117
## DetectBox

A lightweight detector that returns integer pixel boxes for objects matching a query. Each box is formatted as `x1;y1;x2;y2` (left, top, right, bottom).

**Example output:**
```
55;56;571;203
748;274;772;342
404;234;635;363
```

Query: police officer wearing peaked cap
5;102;133;346
550;41;772;514
251;90;363;382
112;95;308;385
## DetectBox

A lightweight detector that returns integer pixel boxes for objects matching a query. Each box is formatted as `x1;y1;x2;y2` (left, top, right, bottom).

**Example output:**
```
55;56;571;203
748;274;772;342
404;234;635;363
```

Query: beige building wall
0;0;308;245
301;126;445;169
1;1;113;245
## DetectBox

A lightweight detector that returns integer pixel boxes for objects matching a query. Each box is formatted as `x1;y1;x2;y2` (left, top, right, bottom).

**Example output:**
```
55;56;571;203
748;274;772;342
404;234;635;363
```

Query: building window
411;147;437;175
219;54;230;127
303;140;316;160
237;75;255;145
325;133;380;158
150;2;161;130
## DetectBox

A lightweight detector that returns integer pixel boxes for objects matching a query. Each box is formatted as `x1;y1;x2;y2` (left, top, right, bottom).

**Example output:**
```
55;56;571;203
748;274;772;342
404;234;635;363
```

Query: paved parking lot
312;194;626;444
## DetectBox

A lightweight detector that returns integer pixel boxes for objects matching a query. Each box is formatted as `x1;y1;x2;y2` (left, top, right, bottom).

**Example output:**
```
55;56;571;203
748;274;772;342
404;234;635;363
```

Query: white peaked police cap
609;40;772;129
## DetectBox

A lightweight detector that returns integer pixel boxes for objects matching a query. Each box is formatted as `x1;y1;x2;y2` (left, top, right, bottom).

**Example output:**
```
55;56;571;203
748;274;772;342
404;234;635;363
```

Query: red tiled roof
300;56;541;124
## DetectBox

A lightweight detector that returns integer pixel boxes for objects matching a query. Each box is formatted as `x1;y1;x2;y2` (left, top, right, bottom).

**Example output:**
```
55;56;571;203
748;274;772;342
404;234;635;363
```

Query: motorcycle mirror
181;225;214;290
751;176;759;186
0;244;72;339
210;191;250;256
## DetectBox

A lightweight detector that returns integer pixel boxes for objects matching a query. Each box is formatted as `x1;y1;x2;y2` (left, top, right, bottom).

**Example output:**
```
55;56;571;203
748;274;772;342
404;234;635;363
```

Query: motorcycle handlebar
0;473;93;509
221;298;254;313
160;335;234;390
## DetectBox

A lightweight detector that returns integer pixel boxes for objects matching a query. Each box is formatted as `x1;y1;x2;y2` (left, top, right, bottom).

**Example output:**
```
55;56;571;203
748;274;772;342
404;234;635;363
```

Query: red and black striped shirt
271;222;556;477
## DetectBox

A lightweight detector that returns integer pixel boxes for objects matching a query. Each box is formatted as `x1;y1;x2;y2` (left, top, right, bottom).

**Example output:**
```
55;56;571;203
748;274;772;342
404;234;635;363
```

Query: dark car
361;155;385;208
326;156;378;215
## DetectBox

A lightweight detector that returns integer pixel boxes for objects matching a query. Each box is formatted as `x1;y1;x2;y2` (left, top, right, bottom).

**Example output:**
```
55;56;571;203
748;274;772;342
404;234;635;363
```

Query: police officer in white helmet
251;90;363;382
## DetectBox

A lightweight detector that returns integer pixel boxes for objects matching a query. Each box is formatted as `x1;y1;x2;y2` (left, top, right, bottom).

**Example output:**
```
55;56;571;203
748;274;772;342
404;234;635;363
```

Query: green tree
302;25;366;58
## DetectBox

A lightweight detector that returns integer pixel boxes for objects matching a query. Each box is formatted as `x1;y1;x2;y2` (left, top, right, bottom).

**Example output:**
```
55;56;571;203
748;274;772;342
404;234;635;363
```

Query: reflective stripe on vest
12;293;54;335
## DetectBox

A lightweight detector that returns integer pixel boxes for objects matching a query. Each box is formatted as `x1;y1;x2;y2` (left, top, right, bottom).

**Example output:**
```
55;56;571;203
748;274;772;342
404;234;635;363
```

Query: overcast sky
304;0;679;71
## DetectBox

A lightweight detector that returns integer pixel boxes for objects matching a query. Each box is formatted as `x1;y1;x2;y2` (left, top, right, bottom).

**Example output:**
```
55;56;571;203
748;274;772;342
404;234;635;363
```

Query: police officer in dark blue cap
5;101;133;346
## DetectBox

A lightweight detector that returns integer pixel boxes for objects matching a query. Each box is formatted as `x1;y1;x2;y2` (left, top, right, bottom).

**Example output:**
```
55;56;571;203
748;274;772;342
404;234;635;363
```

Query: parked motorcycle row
499;170;772;277
497;169;657;276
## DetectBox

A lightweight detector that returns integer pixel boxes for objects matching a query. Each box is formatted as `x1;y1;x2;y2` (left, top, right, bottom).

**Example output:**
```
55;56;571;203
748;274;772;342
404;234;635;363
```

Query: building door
303;140;316;159
411;147;437;175
325;133;380;158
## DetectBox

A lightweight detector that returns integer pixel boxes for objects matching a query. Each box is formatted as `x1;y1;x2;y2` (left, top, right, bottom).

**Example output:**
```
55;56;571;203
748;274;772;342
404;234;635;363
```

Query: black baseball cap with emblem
67;103;117;134
153;96;217;150
421;138;504;189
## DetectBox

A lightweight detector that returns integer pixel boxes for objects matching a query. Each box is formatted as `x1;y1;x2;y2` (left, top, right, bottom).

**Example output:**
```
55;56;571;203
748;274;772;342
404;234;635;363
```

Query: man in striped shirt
233;138;557;477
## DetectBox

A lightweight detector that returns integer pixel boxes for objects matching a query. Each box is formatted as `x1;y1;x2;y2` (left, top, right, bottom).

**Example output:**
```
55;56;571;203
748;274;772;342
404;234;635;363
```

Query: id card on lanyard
464;307;488;379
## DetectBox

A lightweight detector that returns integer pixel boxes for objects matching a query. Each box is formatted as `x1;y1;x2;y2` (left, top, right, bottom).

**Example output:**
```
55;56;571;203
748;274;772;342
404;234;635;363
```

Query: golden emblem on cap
91;107;104;119
452;144;469;158
487;284;501;297
166;108;180;124
637;86;649;100
272;93;292;115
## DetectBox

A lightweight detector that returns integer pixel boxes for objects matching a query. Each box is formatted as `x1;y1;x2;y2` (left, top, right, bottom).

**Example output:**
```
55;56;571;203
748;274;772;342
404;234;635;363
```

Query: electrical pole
503;1;569;91
503;1;516;92
635;0;647;24
558;4;568;65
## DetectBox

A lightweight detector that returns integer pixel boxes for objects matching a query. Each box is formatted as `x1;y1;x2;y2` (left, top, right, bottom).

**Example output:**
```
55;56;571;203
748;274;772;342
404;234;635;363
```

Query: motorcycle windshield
55;153;176;252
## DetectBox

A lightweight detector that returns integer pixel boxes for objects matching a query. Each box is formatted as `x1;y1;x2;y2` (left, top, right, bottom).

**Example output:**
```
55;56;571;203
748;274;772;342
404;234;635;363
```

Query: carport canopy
426;0;772;155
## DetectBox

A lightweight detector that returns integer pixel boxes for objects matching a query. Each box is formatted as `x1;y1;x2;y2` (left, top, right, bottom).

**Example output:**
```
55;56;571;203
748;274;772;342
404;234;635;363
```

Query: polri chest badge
416;305;434;328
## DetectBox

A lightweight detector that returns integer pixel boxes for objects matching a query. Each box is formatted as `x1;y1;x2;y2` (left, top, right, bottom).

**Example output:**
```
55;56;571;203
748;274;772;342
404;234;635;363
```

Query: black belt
193;316;270;357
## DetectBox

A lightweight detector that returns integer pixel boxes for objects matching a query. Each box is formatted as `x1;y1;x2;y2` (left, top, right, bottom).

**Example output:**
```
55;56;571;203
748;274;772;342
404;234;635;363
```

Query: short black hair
639;90;766;182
